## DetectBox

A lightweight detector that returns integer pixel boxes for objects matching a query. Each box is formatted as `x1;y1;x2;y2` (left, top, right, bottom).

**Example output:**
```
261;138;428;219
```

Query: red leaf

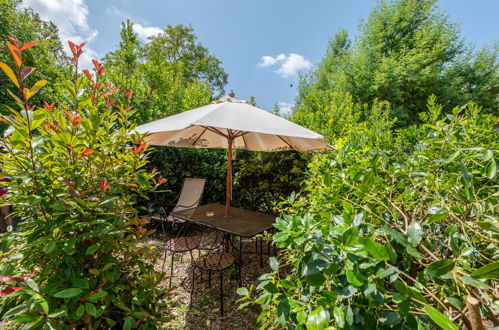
97;66;105;76
82;70;92;81
96;83;103;89
63;110;75;121
63;179;80;197
7;36;20;47
0;286;25;297
99;177;109;192
92;59;100;71
77;42;86;52
20;42;38;51
151;168;158;174
43;101;55;111
0;275;24;283
0;118;8;125
77;147;94;159
20;67;36;82
72;116;83;127
7;43;22;67
133;144;146;154
68;41;77;55
124;89;133;101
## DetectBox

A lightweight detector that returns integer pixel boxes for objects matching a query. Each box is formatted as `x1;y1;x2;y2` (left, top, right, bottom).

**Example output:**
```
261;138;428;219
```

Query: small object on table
205;211;214;217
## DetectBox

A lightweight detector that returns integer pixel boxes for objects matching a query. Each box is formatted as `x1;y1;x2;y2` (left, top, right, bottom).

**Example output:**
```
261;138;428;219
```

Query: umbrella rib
192;126;209;146
205;126;228;138
241;132;248;148
277;135;296;151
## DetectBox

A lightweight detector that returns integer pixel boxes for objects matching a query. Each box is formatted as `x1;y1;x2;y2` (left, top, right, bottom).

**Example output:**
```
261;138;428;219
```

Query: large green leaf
423;306;458;330
407;222;422;247
53;288;83;299
306;306;329;330
424;259;455;277
470;262;499;280
365;237;390;261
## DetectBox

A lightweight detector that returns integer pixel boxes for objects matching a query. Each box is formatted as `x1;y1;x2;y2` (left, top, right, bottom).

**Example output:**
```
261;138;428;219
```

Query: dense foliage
0;0;69;115
240;98;498;329
0;39;168;328
103;21;226;124
295;0;498;127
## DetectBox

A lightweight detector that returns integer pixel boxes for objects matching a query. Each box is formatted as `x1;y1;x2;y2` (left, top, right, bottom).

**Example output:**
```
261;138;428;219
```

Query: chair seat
166;236;200;252
195;253;235;271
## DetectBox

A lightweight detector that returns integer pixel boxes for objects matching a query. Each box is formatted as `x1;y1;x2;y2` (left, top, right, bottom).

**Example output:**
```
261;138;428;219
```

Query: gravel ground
143;225;274;330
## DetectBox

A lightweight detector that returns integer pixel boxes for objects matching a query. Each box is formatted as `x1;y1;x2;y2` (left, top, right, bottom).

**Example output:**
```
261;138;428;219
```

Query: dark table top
171;203;276;237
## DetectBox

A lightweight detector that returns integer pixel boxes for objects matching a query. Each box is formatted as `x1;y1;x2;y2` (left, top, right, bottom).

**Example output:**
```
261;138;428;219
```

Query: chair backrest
172;178;206;215
195;221;224;252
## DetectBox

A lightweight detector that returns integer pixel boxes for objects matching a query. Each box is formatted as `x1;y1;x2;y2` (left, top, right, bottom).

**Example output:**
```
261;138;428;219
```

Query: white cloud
132;23;163;43
278;102;293;115
23;0;99;68
258;53;312;78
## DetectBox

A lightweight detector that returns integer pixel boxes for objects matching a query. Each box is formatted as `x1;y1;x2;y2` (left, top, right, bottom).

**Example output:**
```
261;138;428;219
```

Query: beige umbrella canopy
133;96;332;216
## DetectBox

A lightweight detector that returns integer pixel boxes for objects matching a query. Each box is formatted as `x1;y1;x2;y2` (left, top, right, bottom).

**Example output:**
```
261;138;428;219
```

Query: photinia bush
239;97;498;329
0;37;168;328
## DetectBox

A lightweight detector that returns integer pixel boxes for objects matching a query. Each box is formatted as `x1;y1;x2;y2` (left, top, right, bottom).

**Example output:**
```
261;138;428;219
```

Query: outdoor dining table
171;203;276;267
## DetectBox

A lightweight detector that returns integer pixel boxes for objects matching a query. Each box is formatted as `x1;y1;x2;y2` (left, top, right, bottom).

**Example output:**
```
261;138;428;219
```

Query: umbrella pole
225;134;233;217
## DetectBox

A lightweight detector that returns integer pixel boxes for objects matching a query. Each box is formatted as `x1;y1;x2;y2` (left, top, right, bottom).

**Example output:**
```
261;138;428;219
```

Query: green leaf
236;287;249;296
75;304;85;318
306;306;329;330
85;303;96;317
407;222;422;247
277;298;289;326
365;237;390;261
443;151;459;163
333;306;345;328
461;275;490;289
86;243;100;255
346;270;365;287
423;306;458;330
43;241;57;254
485;158;496;180
482;150;493;161
26;80;48;100
53;287;83;298
269;257;279;271
459;162;471;188
424;259;455;277
470;262;499;280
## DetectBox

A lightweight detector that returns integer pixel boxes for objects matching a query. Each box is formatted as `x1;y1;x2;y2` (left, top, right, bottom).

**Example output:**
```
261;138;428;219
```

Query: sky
23;0;499;114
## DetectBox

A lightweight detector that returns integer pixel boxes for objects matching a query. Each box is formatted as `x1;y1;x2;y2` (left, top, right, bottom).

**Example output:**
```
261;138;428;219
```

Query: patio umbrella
133;95;332;216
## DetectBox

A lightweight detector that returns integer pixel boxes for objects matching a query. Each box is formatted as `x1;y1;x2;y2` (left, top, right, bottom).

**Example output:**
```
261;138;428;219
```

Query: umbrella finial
229;90;235;97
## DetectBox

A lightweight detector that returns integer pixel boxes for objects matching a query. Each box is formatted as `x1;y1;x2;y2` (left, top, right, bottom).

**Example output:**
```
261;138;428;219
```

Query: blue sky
24;0;499;113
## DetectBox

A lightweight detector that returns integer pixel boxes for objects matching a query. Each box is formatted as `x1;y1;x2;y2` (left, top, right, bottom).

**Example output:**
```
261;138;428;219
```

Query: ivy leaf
424;259;455;277
407;222;422;247
423;306;458;330
236;287;249;296
459;162;471;188
470;262;499;280
443;151;459;163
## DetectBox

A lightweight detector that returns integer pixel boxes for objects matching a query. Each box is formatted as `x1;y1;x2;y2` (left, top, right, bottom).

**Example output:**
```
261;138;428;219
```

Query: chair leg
161;249;168;273
220;271;224;316
190;266;195;307
169;252;175;289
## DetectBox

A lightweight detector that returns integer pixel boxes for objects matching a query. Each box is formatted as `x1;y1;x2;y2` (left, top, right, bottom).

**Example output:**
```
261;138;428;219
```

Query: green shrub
240;97;498;329
0;38;168;328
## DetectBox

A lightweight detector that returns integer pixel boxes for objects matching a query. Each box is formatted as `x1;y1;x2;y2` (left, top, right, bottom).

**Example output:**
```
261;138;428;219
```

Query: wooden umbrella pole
225;132;233;217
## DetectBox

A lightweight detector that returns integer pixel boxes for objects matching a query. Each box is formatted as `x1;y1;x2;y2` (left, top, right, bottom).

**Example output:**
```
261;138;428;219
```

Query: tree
103;22;227;124
296;0;498;127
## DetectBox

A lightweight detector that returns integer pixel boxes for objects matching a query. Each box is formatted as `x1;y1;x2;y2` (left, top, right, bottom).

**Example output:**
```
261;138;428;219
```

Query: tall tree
295;0;498;128
103;22;227;123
